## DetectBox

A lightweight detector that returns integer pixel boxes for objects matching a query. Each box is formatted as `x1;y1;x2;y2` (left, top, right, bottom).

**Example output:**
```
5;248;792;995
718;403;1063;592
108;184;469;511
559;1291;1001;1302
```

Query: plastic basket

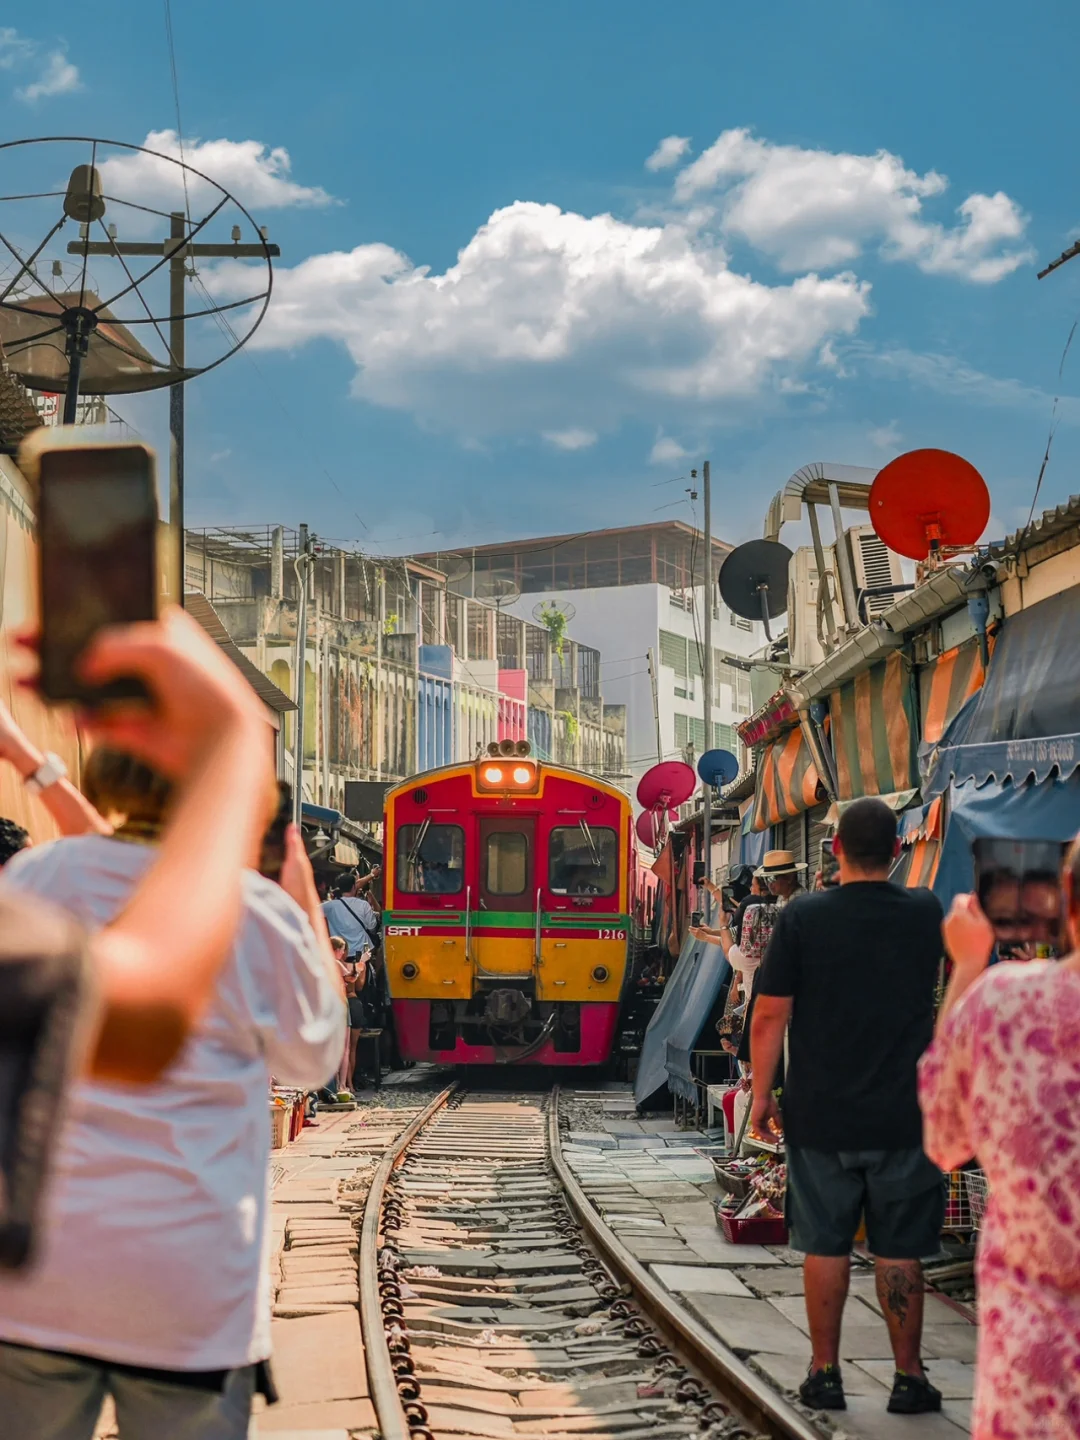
720;1213;788;1245
711;1160;753;1199
963;1169;990;1229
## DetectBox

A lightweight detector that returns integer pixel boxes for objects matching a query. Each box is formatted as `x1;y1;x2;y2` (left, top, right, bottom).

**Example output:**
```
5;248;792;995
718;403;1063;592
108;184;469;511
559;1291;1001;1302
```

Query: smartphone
973;837;1067;955
820;838;840;888
30;432;159;705
259;781;293;883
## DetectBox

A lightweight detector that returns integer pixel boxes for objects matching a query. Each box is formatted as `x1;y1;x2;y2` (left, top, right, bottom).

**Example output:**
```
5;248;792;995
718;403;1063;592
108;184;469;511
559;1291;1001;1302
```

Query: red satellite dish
870;449;991;561
636;811;659;848
636;761;697;812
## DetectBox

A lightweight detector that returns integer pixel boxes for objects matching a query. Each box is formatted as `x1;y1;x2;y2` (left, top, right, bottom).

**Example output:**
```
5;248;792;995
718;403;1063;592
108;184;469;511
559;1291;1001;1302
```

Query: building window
549;826;617;896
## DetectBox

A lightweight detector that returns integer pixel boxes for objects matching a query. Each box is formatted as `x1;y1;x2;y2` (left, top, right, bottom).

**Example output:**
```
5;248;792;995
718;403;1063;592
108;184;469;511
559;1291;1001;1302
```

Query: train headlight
401;963;419;980
482;765;504;785
592;965;610;983
513;766;532;784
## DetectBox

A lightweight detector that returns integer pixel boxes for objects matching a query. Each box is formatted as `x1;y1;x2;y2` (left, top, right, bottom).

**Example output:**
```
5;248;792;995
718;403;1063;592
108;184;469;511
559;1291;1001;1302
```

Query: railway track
360;1085;823;1440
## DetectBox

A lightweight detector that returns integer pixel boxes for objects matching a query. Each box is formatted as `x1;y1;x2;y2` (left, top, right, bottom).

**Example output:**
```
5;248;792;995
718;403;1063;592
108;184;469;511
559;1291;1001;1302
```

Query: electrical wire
1010;318;1078;558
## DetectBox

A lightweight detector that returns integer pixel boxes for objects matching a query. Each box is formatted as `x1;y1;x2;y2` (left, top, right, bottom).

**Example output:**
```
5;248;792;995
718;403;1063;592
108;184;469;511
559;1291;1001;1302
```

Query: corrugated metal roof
185;591;296;715
988;494;1080;557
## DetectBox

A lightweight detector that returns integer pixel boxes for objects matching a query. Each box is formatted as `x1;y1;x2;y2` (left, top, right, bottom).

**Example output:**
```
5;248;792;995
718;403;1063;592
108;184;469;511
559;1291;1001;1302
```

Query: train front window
549;825;618;896
485;831;529;895
396;824;465;894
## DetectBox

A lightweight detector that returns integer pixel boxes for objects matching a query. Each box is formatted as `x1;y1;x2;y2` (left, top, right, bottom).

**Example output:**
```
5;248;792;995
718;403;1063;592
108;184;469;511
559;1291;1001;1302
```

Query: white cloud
205;199;869;437
867;420;901;451
673;128;1032;282
646;135;691;172
0;28;34;69
868;346;1080;420
16;49;80;103
96;130;334;218
543;428;597;450
650;434;688;464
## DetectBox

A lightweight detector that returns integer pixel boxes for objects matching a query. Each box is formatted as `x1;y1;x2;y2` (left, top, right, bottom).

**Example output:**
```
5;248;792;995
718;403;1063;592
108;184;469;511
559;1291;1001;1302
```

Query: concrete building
414;522;761;794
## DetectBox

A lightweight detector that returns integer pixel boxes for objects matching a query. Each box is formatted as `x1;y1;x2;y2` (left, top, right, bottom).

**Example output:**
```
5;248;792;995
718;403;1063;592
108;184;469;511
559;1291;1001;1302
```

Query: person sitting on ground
918;843;1080;1439
750;798;945;1417
0;611;346;1440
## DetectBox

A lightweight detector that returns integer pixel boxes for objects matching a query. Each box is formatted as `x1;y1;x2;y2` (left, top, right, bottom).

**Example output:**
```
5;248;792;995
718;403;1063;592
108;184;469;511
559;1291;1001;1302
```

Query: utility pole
68;213;280;596
701;461;716;922
293;525;316;825
646;647;662;765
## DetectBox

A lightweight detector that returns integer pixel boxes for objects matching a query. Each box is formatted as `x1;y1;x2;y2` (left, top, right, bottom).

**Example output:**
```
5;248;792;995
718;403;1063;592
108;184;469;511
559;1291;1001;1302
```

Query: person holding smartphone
919;846;1080;1439
0;610;346;1440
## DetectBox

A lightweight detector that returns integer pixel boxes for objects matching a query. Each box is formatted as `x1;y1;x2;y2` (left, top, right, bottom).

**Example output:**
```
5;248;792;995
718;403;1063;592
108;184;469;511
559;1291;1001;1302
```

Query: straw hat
755;849;808;878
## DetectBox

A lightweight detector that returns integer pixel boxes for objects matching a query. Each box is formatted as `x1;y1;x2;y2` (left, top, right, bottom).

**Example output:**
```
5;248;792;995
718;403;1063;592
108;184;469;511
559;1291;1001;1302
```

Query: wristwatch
25;752;68;795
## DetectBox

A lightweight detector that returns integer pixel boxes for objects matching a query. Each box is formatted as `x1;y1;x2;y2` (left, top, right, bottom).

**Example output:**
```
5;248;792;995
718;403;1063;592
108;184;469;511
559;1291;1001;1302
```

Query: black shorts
347;995;368;1029
786;1145;945;1260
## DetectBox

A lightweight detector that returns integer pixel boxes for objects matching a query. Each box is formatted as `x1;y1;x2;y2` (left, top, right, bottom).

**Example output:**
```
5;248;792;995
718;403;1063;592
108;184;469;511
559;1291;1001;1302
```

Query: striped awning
893;796;943;889
919;638;989;746
829;651;917;801
751;726;823;832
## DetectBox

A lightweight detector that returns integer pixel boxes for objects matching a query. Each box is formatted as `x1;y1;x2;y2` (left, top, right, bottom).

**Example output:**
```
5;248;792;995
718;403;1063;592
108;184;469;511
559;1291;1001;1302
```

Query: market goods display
712;1153;788;1243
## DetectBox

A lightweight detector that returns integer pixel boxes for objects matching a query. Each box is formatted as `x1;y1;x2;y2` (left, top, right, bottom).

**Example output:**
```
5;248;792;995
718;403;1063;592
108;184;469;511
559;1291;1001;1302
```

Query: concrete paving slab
615;1137;656;1149
630;1183;702;1200
650;1264;753;1296
656;1202;719;1227
824;1395;965;1438
854;1358;975;1400
276;1285;358;1306
661;1161;715;1182
683;1295;810;1356
602;1121;644;1135
921;1324;978;1363
750;1352;887;1398
924;1294;976;1326
567;1132;617;1148
738;1266;805;1295
942;1399;973;1430
675;1225;781;1266
269;1312;368;1404
255;1398;376;1432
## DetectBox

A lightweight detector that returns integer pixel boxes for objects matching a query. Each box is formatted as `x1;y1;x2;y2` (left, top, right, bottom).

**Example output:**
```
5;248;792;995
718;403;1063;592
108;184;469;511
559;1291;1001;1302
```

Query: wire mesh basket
942;1169;975;1231
963;1169;990;1229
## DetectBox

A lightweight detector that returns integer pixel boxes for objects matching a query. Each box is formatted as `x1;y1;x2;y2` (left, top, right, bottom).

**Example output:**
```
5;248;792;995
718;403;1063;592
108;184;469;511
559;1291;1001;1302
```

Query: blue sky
1;1;1078;554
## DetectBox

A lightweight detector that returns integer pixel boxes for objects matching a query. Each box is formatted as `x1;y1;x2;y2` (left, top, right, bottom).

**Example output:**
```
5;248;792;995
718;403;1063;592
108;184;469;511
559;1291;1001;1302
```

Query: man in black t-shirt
750;798;945;1418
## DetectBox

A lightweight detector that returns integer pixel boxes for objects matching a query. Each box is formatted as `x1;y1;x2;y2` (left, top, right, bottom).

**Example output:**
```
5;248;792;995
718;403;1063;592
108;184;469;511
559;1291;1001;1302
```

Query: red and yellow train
382;742;654;1066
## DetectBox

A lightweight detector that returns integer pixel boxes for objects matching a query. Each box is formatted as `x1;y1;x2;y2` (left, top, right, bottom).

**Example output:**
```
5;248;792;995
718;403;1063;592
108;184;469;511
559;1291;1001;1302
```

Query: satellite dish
870;449;991;561
718;540;792;642
441;554;473;585
697;748;739;788
635;810;659;848
637;761;697;812
0;136;276;423
533;598;576;624
475;574;521;608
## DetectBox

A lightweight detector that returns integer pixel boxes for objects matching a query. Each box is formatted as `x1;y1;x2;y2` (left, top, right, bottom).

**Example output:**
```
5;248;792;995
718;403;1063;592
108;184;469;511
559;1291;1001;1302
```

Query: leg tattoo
879;1264;918;1328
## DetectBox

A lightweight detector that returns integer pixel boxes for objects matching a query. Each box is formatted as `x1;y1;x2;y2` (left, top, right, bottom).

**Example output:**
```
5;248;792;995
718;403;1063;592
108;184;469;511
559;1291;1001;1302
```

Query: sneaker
799;1364;846;1411
887;1371;942;1414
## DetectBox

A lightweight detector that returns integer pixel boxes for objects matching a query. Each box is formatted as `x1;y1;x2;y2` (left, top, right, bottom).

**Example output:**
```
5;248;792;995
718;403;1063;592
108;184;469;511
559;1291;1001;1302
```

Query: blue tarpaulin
925;587;1080;798
735;815;770;872
633;933;731;1110
933;773;1080;908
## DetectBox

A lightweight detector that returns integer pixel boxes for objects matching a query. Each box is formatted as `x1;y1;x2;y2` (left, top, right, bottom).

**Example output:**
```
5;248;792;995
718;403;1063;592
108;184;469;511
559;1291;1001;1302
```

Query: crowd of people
689;796;1079;1439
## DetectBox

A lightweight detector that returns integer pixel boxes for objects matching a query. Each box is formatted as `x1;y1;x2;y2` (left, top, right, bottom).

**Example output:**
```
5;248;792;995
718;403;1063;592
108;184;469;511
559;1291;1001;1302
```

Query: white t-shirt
0;835;344;1370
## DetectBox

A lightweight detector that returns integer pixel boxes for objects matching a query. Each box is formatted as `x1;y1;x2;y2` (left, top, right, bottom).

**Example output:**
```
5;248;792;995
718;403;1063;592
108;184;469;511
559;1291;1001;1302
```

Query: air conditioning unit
846;525;905;618
788;545;840;670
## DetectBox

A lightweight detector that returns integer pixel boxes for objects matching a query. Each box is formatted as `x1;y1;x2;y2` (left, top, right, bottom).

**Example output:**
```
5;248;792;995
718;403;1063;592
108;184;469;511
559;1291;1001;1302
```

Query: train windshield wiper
407;817;431;865
579;818;601;868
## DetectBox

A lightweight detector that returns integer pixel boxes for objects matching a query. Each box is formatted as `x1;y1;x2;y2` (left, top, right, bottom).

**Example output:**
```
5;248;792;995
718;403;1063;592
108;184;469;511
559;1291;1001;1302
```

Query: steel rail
549;1086;822;1440
359;1083;457;1440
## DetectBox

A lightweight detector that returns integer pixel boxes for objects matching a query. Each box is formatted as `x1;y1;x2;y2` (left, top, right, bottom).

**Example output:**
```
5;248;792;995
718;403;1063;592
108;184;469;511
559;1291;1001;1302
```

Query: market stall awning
933;774;1080;907
829;651;917;801
633;932;731;1109
924;587;1080;795
891;796;943;890
750;726;822;832
919;638;987;747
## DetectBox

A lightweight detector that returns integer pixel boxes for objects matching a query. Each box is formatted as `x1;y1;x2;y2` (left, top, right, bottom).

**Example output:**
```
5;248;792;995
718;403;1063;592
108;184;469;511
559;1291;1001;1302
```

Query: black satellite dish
718;539;792;641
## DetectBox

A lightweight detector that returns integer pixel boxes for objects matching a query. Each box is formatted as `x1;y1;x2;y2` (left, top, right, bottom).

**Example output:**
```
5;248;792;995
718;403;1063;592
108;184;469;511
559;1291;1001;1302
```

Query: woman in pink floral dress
918;866;1080;1439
